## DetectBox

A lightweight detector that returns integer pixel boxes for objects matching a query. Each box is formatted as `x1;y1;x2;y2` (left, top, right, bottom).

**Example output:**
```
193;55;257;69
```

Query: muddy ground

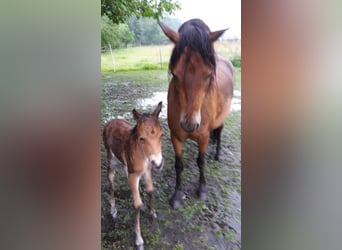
101;71;241;250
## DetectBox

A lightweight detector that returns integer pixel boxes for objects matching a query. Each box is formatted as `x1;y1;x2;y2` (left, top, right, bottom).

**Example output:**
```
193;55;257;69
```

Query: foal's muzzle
151;158;164;171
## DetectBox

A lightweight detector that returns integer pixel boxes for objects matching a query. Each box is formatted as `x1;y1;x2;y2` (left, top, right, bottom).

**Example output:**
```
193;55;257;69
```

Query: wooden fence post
108;44;116;73
159;47;162;69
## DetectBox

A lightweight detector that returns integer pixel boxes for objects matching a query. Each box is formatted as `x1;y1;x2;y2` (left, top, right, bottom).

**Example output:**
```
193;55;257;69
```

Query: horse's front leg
197;134;210;201
144;169;157;218
128;173;144;248
170;135;186;209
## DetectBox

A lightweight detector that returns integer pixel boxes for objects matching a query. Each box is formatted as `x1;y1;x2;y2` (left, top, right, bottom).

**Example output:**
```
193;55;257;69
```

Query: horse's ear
209;28;228;42
152;101;163;118
132;109;141;120
159;22;179;43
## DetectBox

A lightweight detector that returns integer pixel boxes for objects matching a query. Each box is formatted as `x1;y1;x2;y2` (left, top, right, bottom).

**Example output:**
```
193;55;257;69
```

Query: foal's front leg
128;173;144;248
144;169;157;218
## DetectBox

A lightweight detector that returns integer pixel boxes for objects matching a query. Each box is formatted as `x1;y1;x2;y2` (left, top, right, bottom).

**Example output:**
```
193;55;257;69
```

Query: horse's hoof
170;198;181;209
214;154;220;161
110;207;117;219
170;190;186;209
197;185;208;201
198;191;208;201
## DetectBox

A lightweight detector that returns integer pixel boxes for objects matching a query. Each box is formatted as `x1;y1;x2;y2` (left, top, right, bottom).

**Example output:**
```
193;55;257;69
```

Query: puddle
136;90;241;115
231;90;241;112
136;91;168;118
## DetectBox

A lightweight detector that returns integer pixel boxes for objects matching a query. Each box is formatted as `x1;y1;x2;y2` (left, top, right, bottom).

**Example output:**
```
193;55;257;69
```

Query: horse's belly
211;98;232;130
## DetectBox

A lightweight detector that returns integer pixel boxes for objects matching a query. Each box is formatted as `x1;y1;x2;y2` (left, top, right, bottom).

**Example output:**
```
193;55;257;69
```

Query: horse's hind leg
197;135;210;201
213;125;224;161
107;150;117;218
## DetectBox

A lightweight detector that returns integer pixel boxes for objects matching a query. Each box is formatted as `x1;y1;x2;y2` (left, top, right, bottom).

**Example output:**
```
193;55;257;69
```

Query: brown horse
103;102;164;248
159;19;234;209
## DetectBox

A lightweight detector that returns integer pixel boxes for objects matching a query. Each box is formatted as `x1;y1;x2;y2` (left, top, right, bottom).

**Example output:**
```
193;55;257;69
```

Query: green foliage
101;16;134;48
127;16;182;45
101;0;181;24
231;58;241;67
172;243;184;250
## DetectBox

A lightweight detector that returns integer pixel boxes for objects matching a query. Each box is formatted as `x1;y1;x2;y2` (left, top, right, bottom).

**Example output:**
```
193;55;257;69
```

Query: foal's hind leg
107;151;117;218
212;125;224;161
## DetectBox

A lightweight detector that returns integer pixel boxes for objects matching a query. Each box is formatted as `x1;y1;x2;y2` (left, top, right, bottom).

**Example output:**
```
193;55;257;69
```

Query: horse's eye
139;137;145;144
205;73;213;80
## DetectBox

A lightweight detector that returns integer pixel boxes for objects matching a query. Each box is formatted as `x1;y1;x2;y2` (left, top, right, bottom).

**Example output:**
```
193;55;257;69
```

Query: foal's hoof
110;207;118;219
136;244;144;250
150;209;157;219
170;190;186;209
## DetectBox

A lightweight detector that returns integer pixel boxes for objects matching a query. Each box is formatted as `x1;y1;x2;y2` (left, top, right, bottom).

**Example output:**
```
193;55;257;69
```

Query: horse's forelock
169;19;216;75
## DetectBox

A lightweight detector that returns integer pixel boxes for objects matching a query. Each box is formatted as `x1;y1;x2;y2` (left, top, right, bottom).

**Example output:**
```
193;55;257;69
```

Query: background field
101;40;241;72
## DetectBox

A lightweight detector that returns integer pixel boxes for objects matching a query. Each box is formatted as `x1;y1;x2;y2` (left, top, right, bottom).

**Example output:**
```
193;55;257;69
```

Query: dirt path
101;71;241;250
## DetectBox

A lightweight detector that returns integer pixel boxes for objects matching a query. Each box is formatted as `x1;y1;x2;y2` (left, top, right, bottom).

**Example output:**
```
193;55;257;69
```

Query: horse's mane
169;19;217;75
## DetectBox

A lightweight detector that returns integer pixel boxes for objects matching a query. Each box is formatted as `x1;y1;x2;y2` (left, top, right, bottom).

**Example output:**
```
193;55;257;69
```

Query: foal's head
159;19;227;132
132;102;164;170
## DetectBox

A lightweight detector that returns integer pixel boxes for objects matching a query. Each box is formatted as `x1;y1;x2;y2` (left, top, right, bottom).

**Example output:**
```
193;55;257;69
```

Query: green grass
101;44;173;72
102;70;169;87
101;41;241;73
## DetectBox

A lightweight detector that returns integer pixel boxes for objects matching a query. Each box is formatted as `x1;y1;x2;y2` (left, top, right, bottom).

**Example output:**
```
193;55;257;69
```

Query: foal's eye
139;137;145;144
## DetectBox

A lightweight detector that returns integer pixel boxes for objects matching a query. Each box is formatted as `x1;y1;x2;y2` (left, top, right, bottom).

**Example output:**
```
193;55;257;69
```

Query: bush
231;58;241;67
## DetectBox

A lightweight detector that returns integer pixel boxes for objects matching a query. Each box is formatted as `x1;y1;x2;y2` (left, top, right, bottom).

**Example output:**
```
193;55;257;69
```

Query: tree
101;0;181;24
127;16;182;45
101;16;134;48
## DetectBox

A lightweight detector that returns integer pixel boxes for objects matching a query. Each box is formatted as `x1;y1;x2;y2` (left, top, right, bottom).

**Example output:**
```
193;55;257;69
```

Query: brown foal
103;102;164;248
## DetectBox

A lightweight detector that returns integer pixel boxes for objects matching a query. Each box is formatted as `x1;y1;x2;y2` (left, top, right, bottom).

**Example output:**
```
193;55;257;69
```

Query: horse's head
159;19;227;133
132;102;164;171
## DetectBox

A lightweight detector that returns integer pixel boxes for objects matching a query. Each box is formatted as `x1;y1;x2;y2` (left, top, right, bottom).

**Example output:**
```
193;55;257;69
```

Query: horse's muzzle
180;110;201;132
180;121;200;133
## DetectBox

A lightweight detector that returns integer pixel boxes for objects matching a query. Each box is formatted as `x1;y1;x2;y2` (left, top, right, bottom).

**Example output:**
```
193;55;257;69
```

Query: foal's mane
169;19;217;75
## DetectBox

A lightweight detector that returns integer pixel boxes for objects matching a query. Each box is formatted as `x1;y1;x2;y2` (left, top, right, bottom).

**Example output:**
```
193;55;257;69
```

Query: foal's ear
158;22;180;43
132;109;141;120
209;28;229;42
152;101;163;118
